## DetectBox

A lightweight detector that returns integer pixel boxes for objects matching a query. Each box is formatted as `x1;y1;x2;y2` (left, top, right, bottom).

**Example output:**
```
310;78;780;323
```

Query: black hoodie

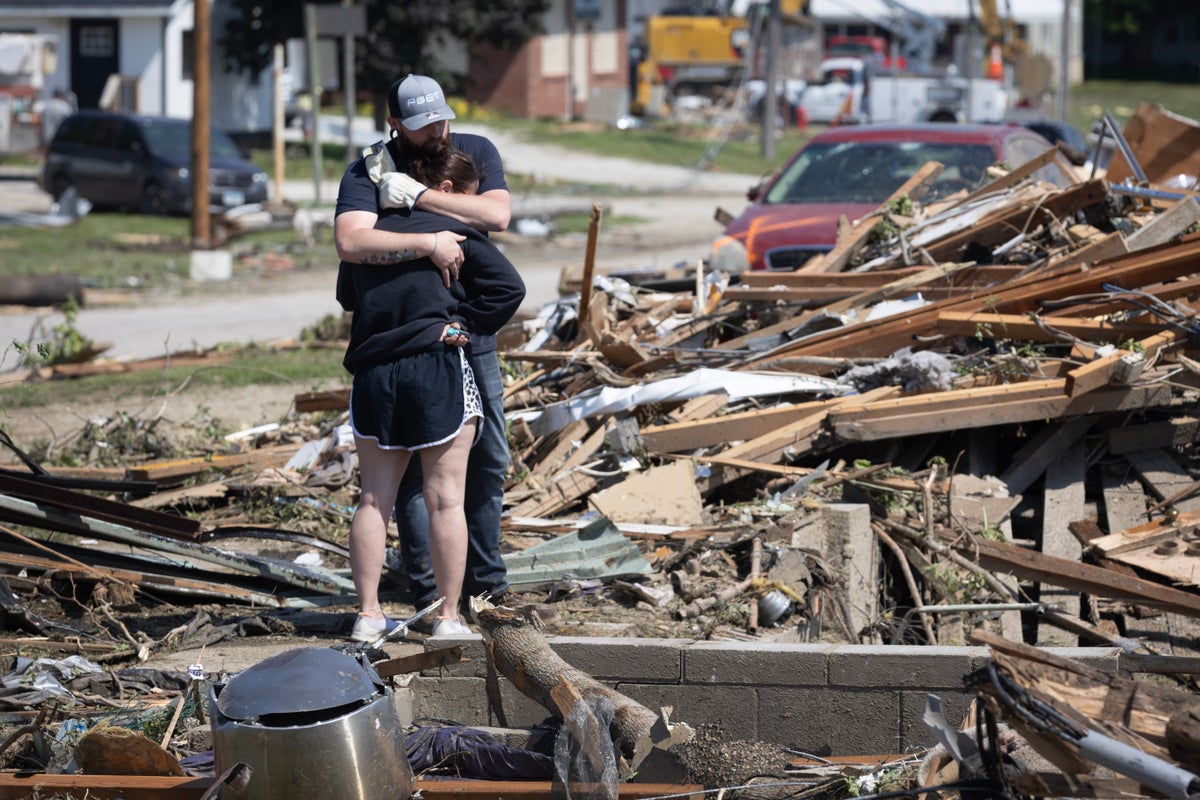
337;208;525;373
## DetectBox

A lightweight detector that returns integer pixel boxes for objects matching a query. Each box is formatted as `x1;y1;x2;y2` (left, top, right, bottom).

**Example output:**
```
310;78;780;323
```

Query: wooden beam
960;535;1200;616
0;775;703;800
798;161;944;273
961;146;1065;203
641;399;830;454
935;311;1166;344
750;233;1200;367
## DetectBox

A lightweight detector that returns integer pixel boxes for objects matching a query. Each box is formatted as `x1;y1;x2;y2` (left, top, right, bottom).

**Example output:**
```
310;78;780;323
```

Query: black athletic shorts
349;345;481;450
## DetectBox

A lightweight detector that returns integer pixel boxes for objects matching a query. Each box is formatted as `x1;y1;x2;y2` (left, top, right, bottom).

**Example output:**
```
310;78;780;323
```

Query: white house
0;0;294;136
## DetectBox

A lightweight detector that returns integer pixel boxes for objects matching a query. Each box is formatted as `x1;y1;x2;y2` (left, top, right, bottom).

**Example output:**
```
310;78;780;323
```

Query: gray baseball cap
388;74;457;131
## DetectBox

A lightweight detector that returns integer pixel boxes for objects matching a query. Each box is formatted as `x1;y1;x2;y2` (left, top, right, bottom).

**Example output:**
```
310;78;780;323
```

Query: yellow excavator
630;0;817;118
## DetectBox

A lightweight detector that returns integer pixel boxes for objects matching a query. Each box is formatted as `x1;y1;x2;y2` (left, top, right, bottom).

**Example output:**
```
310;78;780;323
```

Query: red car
708;122;1066;273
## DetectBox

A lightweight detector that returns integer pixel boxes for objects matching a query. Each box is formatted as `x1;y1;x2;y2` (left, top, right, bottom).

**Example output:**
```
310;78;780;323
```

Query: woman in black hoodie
338;148;525;640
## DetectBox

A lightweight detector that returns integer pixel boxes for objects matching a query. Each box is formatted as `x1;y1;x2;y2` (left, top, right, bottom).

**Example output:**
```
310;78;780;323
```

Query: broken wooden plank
999;417;1094;498
1037;446;1086;646
961;145;1067;203
751;234;1200;367
641;399;829;454
0;775;704;800
935;311;1167;346
799;161;944;273
1125;449;1200;514
960;535;1200;616
126;443;303;483
1064;331;1178;397
1108;416;1200;456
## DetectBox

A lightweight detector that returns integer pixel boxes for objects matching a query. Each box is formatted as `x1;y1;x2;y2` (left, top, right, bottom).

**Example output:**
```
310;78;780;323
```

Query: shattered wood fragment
510;470;599;519
293;388;350;413
960;145;1068;203
1108;102;1200;185
799;161;944;274
1108;416;1200;456
934;311;1166;345
753;221;1200;368
640;399;830;454
1064;331;1177;397
960;534;1200;616
126;443;303;484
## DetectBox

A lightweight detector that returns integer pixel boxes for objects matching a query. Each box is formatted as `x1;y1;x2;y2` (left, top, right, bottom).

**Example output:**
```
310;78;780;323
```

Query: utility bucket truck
768;0;1012;126
0;33;58;158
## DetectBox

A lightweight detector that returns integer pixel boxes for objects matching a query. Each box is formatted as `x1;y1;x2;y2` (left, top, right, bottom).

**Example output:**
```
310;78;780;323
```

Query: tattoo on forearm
363;248;421;264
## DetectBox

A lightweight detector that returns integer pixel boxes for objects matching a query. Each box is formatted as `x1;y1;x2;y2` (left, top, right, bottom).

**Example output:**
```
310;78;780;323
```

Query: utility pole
342;0;356;164
191;0;211;248
305;3;324;205
1055;0;1070;122
759;0;780;159
272;43;285;208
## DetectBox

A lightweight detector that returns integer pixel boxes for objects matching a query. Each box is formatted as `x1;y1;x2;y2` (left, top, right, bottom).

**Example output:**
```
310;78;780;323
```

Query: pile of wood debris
5;102;1200;797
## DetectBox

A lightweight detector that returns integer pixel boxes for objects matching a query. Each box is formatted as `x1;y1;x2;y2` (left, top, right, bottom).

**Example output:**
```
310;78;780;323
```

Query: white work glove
362;140;427;210
378;171;428;210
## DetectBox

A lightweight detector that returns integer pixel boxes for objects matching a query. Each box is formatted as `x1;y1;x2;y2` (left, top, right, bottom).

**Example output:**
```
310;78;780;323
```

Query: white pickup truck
747;57;1013;127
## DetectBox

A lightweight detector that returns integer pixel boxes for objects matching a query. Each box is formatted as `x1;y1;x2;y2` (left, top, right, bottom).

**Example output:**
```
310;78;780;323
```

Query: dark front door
69;19;119;109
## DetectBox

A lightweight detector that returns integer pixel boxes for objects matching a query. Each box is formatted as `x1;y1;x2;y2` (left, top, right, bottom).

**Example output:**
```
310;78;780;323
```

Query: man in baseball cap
389;74;457;132
335;73;517;638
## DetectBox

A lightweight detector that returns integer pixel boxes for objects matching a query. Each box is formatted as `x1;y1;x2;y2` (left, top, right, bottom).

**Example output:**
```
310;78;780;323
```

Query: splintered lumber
934;311;1167;344
828;379;1169;442
958;534;1200;616
1064;331;1178;397
972;629;1200;758
640;399;830;454
751;233;1200;368
126;443;303;483
0;775;704;800
475;604;659;759
960;145;1067;203
799;161;944;273
922;179;1109;264
1107;102;1200;185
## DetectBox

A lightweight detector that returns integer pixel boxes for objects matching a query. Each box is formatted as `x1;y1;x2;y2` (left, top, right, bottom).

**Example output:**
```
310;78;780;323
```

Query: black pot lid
216;647;384;720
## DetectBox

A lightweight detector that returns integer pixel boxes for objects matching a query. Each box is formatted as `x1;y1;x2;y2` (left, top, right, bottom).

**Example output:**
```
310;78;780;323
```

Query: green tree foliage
220;0;548;109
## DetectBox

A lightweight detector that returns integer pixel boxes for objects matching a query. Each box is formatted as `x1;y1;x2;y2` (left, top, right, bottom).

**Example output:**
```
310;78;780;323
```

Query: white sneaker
351;614;403;643
431;617;473;637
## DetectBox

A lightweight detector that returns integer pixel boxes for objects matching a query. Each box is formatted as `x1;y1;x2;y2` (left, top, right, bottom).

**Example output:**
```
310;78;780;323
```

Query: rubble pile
4;103;1200;797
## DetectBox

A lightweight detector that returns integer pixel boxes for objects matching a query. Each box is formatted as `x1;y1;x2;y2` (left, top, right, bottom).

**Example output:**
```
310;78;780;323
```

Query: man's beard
395;129;450;163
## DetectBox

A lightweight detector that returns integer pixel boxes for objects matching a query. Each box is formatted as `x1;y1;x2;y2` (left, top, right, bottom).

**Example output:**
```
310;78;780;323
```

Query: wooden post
576;202;604;332
190;0;211;248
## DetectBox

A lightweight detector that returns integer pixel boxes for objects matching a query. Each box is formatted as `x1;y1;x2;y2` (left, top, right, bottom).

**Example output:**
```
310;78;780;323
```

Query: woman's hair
405;147;482;194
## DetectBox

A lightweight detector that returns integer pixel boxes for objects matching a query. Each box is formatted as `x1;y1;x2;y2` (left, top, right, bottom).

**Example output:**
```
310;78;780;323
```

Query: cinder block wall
403;637;1121;754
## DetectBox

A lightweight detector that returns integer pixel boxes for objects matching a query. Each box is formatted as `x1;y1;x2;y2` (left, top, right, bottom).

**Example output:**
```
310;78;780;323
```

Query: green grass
0;345;347;411
0;212;336;289
1067;80;1200;134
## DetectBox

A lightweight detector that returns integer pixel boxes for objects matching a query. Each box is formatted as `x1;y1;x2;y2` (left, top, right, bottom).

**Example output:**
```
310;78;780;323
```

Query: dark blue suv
39;110;269;215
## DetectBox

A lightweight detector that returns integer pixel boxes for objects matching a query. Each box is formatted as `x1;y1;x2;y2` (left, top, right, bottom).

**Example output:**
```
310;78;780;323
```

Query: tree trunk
474;604;659;759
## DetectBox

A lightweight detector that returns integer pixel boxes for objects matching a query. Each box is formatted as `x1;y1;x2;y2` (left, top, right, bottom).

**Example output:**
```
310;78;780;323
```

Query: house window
182;30;194;79
79;25;115;58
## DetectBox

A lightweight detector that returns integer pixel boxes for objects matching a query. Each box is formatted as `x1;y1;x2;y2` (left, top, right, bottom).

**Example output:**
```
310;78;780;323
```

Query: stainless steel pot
210;647;413;800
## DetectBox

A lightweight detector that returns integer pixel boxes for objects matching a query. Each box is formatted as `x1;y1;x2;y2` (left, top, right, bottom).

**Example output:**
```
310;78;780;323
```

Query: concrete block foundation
413;638;1123;754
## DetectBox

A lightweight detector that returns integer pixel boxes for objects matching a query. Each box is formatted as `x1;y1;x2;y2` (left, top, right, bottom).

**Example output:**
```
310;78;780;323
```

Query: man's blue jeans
394;347;509;606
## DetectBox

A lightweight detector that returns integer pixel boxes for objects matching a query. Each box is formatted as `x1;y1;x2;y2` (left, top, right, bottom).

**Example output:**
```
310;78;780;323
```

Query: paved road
0;125;760;369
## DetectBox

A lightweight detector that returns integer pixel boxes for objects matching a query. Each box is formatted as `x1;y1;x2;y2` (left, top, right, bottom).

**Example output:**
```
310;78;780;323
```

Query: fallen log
473;603;658;760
